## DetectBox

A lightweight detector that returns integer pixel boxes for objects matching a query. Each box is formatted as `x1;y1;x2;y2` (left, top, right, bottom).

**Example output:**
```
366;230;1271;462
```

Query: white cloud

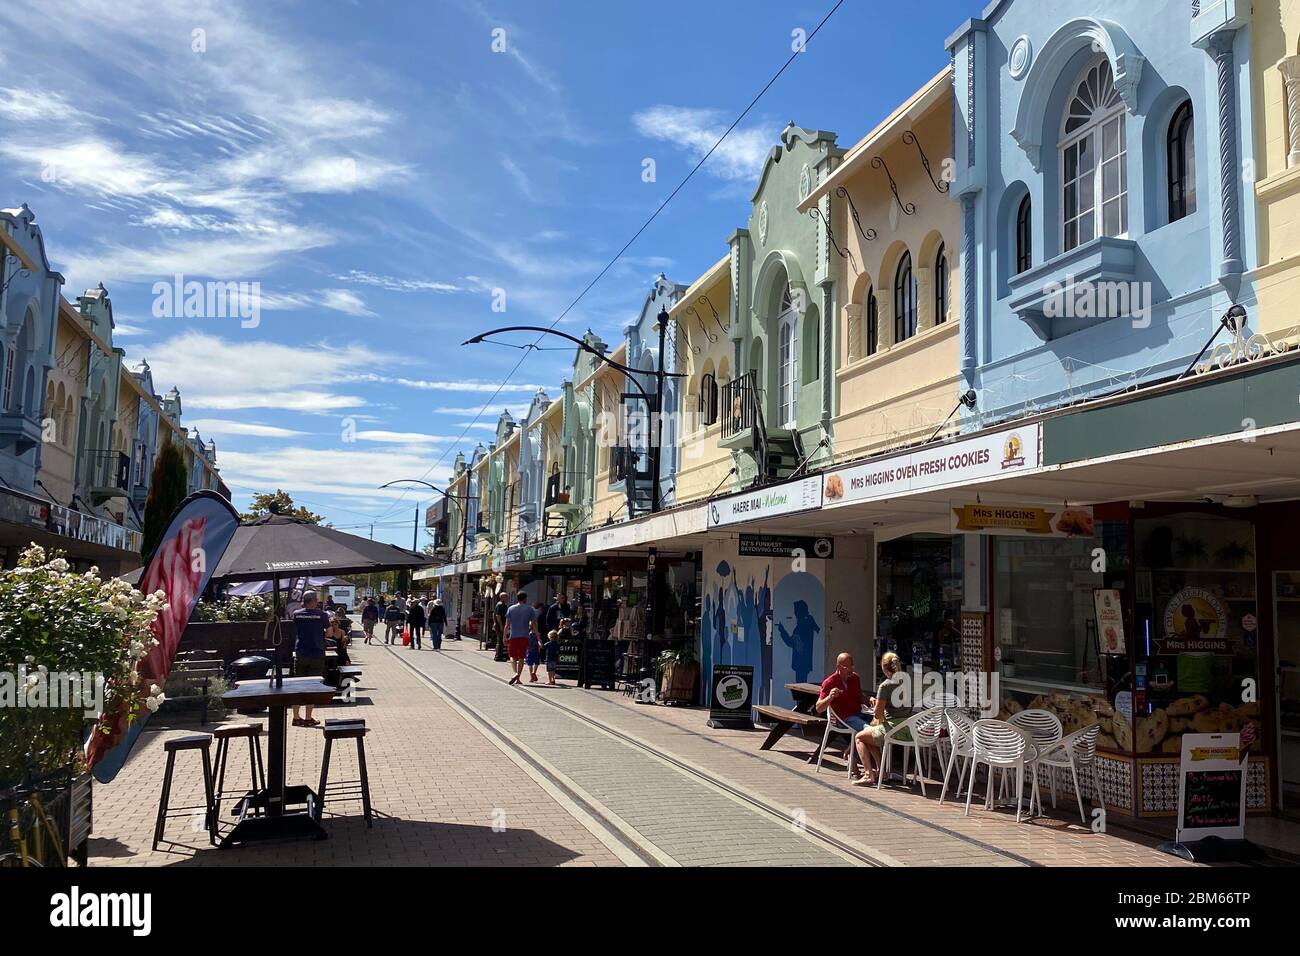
632;106;774;181
346;373;547;393
260;288;375;317
218;445;452;501
353;430;450;445
0;87;82;122
142;331;385;413
185;419;308;438
334;270;471;294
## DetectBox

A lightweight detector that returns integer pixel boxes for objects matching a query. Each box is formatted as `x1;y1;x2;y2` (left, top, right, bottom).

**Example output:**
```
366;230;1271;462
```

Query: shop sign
556;632;582;681
582;641;617;690
706;664;754;729
950;502;1095;537
707;476;822;528
501;547;524;568
526;531;588;563
823;424;1041;509
1173;733;1248;845
1157;587;1233;654
738;533;834;559
1093;589;1126;655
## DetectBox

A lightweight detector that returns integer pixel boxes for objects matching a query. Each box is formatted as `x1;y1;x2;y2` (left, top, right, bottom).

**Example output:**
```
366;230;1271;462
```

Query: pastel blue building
947;1;1257;426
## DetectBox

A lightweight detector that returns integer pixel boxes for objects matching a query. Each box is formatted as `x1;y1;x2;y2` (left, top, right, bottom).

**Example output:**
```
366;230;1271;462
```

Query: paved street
89;639;1199;867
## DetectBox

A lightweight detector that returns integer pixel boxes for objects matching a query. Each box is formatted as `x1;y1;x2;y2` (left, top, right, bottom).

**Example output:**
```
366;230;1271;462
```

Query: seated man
816;652;869;764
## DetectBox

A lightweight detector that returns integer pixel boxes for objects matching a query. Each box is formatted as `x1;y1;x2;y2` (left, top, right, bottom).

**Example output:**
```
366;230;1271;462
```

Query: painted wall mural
701;541;827;709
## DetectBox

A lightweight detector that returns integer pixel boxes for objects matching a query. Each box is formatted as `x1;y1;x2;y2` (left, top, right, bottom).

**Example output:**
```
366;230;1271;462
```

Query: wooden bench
753;704;826;753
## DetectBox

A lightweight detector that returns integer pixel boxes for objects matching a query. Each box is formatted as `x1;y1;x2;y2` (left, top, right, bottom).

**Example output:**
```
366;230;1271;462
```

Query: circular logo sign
799;163;812;201
1009;36;1033;80
1162;587;1228;641
813;537;832;558
716;674;748;710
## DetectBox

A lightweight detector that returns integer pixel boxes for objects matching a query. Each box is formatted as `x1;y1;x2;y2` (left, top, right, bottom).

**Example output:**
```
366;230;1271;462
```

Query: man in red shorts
502;591;539;685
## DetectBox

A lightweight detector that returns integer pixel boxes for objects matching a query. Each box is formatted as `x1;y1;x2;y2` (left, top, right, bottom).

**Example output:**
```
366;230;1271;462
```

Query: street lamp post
463;318;684;516
379;478;473;640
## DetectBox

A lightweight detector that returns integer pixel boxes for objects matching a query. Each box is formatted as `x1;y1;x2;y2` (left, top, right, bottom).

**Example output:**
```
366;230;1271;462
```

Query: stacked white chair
1037;722;1103;824
876;706;945;796
964;719;1035;823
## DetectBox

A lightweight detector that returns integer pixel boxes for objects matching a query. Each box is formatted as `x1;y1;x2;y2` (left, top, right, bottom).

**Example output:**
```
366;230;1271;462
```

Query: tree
241;490;325;524
141;442;188;558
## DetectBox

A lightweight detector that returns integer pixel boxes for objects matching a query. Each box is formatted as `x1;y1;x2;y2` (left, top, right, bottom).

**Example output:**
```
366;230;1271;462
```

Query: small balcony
1006;237;1139;341
0;411;43;456
87;449;130;503
720;371;762;450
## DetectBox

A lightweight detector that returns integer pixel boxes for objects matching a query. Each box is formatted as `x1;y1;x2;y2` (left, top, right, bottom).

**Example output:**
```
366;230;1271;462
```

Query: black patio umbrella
125;514;436;686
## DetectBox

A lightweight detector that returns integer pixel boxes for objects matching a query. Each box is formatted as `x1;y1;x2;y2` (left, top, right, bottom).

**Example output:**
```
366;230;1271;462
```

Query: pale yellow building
1252;1;1300;338
672;255;736;504
799;67;962;462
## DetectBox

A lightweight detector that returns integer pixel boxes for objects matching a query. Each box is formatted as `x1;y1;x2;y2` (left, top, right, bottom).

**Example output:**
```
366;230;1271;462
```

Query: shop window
1133;512;1259;757
877;534;964;670
777;290;798;426
1167;100;1196;223
934;243;948;324
1061;57;1127;252
1015;194;1032;274
893;252;916;343
699;372;718;426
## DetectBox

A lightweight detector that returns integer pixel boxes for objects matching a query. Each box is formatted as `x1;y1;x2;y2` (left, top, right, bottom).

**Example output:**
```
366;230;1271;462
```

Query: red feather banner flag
87;491;240;782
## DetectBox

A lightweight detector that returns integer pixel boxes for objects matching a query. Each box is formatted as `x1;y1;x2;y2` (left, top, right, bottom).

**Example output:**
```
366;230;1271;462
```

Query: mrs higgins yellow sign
950;503;1095;536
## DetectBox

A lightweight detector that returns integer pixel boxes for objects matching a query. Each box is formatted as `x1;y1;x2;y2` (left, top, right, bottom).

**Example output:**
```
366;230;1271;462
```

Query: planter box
659;662;699;705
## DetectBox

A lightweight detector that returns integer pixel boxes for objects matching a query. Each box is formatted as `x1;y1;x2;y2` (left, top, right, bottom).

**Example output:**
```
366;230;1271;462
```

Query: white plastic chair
939;709;976;805
1036;722;1103;824
816;710;862;780
1009;709;1062;815
876;706;945;796
964;719;1036;823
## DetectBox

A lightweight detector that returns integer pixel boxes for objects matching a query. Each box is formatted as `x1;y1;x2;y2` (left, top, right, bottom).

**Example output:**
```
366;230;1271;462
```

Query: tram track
383;644;887;866
416;643;1044;868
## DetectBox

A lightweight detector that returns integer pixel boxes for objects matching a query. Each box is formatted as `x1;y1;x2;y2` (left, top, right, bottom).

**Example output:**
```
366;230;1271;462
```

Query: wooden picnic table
219;677;338;847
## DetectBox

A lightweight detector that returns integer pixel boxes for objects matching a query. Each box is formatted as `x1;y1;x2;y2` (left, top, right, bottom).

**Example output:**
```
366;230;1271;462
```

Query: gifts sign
87;491;241;783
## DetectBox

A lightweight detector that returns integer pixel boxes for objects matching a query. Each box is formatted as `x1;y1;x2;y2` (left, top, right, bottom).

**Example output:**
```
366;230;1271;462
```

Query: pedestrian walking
384;596;404;644
290;591;330;727
361;597;379;645
503;592;538;686
428;597;447;650
407;597;426;649
526;600;547;683
542;627;560;685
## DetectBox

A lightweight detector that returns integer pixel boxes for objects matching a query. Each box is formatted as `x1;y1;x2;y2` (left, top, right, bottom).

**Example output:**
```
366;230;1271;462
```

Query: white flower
49;558;69;572
25;673;39;688
149;684;161;696
144;695;161;712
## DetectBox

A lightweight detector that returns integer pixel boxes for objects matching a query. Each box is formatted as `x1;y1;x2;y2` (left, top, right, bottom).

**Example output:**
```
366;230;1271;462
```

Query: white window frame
1059;57;1128;253
777;289;798;429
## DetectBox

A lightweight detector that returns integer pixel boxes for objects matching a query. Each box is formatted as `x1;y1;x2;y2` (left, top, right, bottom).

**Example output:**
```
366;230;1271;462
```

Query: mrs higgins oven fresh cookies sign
822;424;1042;508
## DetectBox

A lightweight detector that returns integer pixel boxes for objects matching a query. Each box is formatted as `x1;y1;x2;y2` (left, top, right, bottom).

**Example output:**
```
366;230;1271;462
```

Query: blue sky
0;0;974;546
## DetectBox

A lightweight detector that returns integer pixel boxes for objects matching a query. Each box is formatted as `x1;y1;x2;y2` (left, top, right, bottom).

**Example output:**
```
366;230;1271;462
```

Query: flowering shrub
0;545;167;787
192;595;271;623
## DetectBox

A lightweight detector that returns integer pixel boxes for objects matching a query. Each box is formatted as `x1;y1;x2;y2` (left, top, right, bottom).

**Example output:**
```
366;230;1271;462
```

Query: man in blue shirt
292;591;331;727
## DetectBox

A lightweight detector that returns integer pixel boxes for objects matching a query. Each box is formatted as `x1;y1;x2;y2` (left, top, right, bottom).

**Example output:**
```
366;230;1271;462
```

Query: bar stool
316;719;373;827
212;722;266;821
152;733;217;850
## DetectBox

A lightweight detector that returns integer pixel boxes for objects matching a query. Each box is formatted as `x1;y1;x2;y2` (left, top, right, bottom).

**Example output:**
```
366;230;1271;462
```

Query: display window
877;534;964;671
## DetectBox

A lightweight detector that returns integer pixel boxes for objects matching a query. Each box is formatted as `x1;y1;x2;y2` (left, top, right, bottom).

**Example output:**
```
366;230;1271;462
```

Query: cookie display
1166;694;1210;716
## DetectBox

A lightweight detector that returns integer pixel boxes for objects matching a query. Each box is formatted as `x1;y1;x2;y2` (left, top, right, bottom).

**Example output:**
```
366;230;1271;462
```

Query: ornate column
1279;55;1300;168
1206;29;1243;278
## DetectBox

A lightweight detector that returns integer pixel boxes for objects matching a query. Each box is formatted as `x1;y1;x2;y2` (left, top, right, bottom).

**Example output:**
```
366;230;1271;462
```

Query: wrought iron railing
721;371;760;440
87;449;129;491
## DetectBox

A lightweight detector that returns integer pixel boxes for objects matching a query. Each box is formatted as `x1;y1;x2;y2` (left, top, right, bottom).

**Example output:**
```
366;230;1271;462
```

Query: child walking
543;628;560;685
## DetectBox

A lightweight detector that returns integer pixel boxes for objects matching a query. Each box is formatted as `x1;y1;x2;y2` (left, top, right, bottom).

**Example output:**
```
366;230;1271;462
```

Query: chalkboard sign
707;664;754;729
582;640;616;690
556;634;582;681
1175;732;1247;843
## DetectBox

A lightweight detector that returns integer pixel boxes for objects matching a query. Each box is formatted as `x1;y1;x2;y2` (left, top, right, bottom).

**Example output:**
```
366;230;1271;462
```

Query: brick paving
88;635;1203;868
88;642;623;867
420;642;1198;868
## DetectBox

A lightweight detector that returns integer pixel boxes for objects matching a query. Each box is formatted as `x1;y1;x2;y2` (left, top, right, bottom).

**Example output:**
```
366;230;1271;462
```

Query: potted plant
0;545;167;865
655;645;699;705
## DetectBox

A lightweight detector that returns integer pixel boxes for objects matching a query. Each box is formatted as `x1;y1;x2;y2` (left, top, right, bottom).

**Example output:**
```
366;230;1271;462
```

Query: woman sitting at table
852;651;910;787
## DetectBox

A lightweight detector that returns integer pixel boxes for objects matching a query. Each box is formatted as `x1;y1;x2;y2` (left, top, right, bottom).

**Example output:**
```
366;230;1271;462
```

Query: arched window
894;252;916;343
0;344;13;411
934;243;949;324
1015;194;1032;274
777;287;798;426
1167;100;1196;223
866;286;879;356
1061;58;1127;252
